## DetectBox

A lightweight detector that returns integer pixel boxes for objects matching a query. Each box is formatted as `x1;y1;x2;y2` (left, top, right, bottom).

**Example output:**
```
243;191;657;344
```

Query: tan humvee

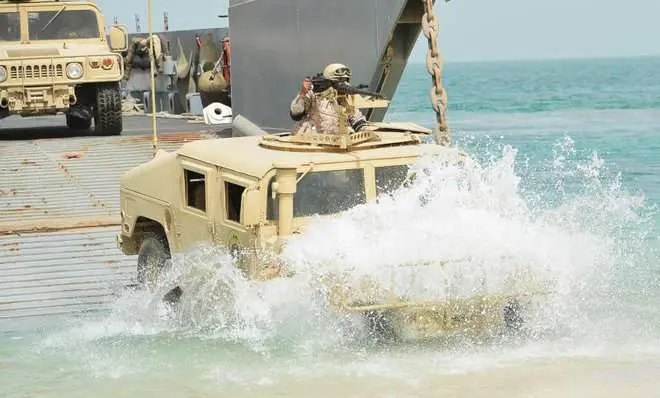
117;93;539;340
0;0;128;135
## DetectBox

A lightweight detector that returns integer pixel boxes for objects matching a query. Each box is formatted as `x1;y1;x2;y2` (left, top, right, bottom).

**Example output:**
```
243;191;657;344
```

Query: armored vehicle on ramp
0;0;128;135
117;90;543;341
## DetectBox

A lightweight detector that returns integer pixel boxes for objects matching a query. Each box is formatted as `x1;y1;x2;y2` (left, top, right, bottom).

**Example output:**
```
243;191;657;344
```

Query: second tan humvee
117;94;542;340
0;0;128;135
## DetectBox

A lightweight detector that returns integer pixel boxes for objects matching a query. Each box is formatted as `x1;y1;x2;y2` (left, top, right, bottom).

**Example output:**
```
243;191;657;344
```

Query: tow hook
0;90;9;108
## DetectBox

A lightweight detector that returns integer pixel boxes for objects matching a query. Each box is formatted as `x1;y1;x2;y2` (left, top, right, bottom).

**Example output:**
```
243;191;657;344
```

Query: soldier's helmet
323;63;351;82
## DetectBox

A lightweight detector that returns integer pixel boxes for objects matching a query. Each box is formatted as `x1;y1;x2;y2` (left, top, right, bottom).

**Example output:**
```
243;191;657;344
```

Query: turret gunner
289;63;367;135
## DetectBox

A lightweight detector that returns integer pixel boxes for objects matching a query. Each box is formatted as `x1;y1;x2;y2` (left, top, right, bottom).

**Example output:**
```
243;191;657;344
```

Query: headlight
0;66;7;83
66;62;83;79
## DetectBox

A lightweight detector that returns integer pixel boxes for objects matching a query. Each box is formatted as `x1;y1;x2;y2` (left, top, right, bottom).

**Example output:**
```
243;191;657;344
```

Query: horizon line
409;53;660;65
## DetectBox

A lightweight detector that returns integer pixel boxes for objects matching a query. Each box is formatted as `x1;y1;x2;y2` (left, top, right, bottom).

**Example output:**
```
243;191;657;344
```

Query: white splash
41;137;654;360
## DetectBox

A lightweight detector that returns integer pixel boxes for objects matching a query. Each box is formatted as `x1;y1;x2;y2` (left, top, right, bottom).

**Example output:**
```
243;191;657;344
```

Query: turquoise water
390;56;660;330
3;56;660;397
389;56;660;220
393;56;660;113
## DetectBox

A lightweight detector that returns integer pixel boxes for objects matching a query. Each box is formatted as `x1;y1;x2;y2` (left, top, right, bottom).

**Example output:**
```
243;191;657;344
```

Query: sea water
1;56;659;397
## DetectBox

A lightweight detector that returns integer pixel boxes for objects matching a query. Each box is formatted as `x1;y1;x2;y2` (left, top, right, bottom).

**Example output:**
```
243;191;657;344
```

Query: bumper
323;271;550;339
386;297;511;340
340;294;539;340
0;85;76;113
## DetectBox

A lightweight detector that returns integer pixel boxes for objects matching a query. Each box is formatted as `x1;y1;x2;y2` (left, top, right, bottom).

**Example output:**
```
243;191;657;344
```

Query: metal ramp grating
0;227;135;320
0;131;211;321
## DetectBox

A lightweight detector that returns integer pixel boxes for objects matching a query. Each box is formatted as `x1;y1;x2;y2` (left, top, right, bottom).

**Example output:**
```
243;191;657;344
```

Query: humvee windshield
266;164;411;220
375;164;410;196
0;12;20;42
27;9;100;40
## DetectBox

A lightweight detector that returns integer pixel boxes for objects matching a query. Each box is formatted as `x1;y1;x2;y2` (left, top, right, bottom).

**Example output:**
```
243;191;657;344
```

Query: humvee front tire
66;113;92;130
363;310;397;342
136;232;171;289
93;82;123;136
503;298;525;332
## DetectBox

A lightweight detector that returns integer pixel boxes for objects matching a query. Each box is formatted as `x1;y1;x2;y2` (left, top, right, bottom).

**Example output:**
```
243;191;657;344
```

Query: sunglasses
334;67;351;77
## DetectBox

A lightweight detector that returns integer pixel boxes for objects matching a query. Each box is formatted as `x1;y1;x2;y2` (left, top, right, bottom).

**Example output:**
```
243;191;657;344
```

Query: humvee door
177;159;217;250
218;171;261;277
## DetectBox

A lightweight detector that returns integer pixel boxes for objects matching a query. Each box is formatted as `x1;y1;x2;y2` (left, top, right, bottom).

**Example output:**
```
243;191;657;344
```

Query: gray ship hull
228;0;431;132
127;28;229;59
122;28;229;111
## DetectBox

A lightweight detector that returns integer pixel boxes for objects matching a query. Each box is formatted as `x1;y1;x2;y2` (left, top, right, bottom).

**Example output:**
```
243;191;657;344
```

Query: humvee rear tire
136;232;171;289
66;113;92;130
93;82;123;136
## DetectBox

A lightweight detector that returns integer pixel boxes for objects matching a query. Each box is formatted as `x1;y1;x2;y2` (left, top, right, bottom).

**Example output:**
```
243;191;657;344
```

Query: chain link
421;0;450;146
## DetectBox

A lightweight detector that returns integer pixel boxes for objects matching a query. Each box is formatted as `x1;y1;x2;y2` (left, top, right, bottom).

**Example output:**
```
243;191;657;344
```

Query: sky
96;0;660;63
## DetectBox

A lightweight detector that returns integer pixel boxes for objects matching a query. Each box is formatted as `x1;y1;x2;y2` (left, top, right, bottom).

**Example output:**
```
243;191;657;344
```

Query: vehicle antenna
421;0;451;146
147;0;158;156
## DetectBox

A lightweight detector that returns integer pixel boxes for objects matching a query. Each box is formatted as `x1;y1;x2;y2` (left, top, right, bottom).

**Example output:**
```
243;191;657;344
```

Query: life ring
221;38;231;84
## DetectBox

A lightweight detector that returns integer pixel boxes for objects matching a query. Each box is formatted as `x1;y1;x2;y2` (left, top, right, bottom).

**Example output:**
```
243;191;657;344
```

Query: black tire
93;82;123;136
66;113;92;130
503;298;525;332
362;310;397;342
136;232;171;289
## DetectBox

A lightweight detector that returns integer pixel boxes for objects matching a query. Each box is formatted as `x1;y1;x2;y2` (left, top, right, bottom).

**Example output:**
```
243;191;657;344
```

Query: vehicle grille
9;64;64;80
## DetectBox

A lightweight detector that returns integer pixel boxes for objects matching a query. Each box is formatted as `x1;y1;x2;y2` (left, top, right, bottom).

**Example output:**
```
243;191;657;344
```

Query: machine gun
309;72;386;99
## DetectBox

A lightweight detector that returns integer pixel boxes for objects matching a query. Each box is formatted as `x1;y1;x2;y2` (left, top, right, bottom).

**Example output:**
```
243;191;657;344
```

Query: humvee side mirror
108;24;128;52
241;187;263;227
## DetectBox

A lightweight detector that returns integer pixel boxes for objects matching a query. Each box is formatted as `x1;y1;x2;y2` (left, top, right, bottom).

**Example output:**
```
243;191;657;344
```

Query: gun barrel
308;74;385;99
335;82;385;99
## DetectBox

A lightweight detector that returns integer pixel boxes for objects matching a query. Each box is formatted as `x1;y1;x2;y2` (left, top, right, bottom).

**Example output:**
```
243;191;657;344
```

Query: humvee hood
121;150;179;203
0;47;61;58
0;42;114;59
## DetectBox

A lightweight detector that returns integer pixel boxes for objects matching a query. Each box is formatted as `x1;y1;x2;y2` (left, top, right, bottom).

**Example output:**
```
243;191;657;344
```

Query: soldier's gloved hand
300;77;312;96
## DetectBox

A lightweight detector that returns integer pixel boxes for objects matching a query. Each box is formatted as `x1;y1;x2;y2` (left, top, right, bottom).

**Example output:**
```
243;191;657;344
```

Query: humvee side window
266;177;278;220
0;13;19;42
27;10;100;40
184;169;206;212
225;182;245;223
375;165;410;196
266;169;366;219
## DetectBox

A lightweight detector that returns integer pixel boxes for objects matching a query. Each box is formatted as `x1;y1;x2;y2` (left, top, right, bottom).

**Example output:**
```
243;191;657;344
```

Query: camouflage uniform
124;35;164;80
289;86;366;134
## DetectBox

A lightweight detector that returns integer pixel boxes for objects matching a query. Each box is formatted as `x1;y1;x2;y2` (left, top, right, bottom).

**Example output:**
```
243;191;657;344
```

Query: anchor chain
421;0;451;146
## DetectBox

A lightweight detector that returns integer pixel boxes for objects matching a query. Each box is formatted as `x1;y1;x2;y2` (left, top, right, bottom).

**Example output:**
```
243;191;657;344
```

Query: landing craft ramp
228;0;434;132
0;115;227;321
